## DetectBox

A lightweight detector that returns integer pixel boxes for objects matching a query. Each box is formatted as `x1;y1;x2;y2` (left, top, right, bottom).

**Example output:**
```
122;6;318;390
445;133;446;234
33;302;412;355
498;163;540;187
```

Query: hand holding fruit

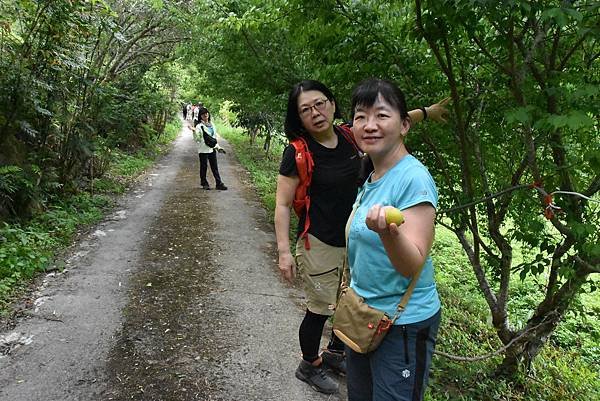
365;204;405;236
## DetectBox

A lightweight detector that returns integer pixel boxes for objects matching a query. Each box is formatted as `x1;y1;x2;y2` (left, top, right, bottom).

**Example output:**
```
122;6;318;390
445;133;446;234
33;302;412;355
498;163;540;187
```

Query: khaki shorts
295;234;345;316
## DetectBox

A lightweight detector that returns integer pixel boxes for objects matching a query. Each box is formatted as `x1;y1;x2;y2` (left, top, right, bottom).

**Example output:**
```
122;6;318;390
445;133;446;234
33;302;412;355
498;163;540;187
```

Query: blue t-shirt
348;155;441;325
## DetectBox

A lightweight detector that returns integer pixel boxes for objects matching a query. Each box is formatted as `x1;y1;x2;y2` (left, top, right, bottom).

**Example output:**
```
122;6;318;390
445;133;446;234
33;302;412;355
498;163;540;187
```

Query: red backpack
290;124;360;250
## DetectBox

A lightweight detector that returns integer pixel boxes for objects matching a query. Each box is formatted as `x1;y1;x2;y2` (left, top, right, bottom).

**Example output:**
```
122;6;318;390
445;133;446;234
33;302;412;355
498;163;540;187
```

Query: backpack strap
335;123;363;156
290;137;314;250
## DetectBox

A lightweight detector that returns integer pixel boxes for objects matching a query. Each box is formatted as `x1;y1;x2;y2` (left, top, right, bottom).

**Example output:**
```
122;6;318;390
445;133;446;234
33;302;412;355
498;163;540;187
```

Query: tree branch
497;152;530;221
514;20;547;90
466;30;510;75
559;31;590;70
548;26;561;71
102;20;163;83
112;36;184;77
414;0;450;75
575;255;599;274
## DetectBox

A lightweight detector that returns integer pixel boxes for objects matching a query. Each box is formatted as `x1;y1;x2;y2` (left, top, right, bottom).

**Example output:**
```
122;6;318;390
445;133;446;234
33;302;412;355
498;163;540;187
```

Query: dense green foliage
0;118;180;307
220;125;599;400
0;0;192;301
185;0;599;377
0;0;190;220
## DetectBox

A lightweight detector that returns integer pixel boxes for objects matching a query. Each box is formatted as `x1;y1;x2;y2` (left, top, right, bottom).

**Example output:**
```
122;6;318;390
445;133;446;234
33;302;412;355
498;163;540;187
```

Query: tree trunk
263;130;272;156
249;127;258;145
499;317;558;376
499;269;589;376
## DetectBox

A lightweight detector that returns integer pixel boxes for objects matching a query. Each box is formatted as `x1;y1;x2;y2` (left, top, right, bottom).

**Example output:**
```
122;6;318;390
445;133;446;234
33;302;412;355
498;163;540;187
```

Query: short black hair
283;80;343;140
350;78;409;121
198;107;211;122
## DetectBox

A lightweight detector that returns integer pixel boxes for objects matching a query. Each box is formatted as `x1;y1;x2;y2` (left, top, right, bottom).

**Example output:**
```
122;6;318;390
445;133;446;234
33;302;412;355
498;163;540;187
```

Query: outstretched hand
427;97;451;123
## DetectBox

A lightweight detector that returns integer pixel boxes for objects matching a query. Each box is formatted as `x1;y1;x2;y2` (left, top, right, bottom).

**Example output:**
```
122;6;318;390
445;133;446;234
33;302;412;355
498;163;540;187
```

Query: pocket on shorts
303;265;340;315
295;235;344;315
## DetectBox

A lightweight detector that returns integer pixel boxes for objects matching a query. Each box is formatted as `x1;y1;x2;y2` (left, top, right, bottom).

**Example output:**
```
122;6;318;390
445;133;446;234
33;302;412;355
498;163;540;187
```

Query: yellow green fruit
385;207;405;225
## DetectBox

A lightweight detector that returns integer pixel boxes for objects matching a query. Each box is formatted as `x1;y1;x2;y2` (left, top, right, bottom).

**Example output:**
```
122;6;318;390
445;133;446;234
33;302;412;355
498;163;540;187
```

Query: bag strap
201;124;215;134
341;183;425;324
390;264;424;324
291;126;360;251
335;124;363;156
290;137;314;250
341;188;363;288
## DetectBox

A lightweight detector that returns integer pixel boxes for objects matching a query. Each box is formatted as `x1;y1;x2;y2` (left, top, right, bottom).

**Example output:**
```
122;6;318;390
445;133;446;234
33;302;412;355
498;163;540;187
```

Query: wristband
420;107;428;121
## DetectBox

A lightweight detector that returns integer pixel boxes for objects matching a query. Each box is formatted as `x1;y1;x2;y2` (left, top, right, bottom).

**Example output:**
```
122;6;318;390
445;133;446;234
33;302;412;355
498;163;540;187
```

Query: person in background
186;103;193;121
274;79;448;394
192;107;228;191
345;78;441;401
192;103;200;126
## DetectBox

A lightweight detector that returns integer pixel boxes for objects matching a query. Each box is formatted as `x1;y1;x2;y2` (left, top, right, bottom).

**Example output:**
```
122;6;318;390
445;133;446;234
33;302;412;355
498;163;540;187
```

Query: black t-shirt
279;126;361;247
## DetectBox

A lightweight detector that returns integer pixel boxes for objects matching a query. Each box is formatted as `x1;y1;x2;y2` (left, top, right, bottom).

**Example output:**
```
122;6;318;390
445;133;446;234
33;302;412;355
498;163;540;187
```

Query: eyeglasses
299;99;329;118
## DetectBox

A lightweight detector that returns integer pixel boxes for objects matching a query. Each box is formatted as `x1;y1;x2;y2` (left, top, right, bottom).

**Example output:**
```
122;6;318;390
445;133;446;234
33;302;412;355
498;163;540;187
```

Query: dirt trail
0;123;346;401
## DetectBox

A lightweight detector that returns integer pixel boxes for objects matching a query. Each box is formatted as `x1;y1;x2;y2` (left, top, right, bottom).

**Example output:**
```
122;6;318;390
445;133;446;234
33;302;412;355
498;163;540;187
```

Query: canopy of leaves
0;0;191;219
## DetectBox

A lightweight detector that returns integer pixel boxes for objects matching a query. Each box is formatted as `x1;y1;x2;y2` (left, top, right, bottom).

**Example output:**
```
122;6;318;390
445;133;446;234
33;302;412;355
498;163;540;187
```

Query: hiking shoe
216;183;228;190
321;350;346;375
202;185;211;190
295;360;339;394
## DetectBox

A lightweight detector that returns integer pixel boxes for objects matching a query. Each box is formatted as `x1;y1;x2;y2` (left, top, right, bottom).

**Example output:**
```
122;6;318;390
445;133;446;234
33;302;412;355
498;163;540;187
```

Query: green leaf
150;0;164;10
566;111;595;130
506;107;531;124
519;269;528;281
541;8;569;27
563;8;583;23
572;84;599;99
584;151;600;171
547;114;569;128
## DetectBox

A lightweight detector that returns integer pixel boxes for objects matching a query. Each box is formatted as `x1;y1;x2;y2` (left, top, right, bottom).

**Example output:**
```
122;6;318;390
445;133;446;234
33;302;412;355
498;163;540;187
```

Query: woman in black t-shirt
274;79;448;394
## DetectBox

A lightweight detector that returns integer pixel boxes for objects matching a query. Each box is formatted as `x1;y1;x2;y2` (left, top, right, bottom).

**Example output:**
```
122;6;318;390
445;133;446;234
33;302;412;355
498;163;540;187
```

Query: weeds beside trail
0;120;181;312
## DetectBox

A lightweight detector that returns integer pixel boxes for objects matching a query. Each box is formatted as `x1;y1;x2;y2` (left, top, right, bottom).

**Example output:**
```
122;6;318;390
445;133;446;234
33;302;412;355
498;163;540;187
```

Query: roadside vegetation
0;119;180;309
218;122;599;401
0;0;192;309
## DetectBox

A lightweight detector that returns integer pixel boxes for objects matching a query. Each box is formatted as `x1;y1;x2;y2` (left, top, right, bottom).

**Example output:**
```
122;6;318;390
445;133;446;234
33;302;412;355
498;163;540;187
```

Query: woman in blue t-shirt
346;78;442;401
274;79;448;395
